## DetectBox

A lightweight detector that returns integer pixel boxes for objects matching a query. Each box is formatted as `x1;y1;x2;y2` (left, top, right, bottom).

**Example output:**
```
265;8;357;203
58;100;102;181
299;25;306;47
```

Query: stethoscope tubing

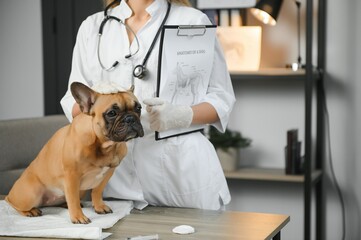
97;0;171;79
97;15;140;71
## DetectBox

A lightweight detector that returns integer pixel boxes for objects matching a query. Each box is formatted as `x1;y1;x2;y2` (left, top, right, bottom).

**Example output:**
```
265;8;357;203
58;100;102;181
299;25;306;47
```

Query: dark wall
42;0;103;115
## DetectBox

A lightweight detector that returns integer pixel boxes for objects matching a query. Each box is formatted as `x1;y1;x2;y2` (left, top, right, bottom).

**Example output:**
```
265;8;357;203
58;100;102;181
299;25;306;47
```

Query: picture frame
217;26;262;72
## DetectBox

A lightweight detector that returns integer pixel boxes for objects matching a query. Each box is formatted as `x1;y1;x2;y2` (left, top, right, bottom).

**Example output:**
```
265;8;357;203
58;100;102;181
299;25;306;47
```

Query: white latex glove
143;98;193;132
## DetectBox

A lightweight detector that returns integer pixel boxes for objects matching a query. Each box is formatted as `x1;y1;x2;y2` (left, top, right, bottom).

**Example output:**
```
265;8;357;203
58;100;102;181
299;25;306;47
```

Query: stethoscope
97;0;171;79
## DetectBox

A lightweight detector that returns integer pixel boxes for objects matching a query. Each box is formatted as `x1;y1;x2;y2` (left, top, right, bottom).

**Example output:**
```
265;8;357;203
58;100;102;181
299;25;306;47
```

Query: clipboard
155;25;217;140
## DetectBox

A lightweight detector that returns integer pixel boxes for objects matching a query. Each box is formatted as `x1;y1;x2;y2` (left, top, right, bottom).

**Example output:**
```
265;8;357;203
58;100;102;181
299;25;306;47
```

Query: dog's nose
124;115;135;124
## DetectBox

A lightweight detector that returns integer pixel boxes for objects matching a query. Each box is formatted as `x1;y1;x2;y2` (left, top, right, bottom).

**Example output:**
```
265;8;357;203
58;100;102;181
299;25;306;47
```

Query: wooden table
0;196;289;240
109;207;289;240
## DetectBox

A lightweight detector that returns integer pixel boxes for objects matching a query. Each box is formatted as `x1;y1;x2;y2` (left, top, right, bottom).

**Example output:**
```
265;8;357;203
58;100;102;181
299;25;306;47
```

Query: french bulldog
5;82;144;224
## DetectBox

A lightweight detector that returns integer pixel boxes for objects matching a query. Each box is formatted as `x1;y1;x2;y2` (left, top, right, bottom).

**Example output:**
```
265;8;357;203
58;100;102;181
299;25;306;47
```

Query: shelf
229;68;319;81
231;68;305;76
224;167;322;183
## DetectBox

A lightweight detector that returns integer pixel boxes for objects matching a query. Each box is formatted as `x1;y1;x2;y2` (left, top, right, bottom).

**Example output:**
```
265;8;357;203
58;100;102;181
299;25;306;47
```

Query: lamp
285;0;304;70
250;0;284;26
292;0;303;70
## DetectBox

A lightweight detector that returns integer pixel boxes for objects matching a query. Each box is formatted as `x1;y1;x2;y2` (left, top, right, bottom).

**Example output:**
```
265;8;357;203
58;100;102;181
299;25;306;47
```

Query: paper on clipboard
156;25;217;140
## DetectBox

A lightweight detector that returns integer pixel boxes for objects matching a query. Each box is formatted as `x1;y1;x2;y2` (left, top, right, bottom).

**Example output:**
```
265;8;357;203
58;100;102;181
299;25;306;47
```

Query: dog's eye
135;105;142;113
106;110;117;118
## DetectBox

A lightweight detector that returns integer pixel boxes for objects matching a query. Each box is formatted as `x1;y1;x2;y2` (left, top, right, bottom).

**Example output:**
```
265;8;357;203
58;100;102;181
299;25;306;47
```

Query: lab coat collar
110;0;168;20
109;1;132;21
146;0;168;17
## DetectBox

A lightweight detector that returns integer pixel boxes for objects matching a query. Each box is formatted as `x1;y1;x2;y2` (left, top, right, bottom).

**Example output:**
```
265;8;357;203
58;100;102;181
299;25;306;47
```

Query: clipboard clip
177;25;207;37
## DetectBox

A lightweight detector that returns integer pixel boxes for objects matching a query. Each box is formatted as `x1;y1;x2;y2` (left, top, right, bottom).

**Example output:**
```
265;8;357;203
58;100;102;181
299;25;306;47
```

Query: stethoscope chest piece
133;64;147;79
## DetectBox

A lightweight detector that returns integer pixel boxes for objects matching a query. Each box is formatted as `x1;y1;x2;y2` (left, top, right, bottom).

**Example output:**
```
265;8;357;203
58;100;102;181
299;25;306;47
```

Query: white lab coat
60;0;236;210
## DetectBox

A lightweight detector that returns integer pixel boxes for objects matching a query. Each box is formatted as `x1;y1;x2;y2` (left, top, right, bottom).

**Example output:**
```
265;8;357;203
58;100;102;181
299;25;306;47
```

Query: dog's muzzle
109;113;144;142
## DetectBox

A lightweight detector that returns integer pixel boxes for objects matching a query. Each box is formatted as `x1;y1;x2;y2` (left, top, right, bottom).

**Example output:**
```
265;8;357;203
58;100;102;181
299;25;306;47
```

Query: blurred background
0;0;360;239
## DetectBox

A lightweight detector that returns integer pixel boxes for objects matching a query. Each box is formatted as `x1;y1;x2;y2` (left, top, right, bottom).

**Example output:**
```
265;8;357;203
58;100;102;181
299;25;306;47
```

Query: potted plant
208;126;251;171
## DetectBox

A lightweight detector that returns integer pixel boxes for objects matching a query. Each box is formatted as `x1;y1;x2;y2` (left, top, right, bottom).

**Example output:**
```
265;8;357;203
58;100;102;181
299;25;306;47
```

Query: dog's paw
23;208;42;217
71;214;91;224
94;204;113;214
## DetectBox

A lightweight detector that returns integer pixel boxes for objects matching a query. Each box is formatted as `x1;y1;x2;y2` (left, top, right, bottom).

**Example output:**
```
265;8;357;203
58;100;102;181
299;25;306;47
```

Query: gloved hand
143;98;193;132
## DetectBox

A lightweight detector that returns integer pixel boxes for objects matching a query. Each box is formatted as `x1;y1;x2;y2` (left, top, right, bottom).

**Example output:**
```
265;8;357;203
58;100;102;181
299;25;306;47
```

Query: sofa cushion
0;115;68;195
0;169;25;195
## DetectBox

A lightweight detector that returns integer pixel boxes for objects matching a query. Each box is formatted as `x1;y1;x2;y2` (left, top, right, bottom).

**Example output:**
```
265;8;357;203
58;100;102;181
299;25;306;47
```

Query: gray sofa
0;115;68;195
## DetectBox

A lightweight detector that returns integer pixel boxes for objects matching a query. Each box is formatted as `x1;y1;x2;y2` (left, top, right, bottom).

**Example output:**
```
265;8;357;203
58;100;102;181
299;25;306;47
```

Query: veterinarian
60;0;235;210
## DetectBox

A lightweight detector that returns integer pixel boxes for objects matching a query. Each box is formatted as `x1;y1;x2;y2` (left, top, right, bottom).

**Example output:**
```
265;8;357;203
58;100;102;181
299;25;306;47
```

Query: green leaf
208;126;252;150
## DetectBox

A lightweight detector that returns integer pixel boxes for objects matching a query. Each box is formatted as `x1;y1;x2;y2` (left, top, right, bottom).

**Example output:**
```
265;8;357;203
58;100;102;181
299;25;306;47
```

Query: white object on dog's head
91;81;128;94
172;225;195;235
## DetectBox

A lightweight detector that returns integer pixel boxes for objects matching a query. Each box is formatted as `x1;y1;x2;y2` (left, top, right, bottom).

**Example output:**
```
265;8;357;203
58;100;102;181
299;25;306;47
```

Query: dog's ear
71;82;98;115
128;85;135;93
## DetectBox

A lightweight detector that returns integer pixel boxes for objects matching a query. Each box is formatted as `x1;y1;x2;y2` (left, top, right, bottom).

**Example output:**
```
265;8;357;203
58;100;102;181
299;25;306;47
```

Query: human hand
143;98;193;132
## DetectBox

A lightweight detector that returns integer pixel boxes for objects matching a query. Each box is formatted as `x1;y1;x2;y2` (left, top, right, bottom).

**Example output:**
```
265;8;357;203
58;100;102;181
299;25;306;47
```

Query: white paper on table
0;200;133;240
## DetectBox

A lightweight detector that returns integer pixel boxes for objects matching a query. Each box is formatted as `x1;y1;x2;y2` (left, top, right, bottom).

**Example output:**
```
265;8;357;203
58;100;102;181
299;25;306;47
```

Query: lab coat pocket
162;133;214;196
